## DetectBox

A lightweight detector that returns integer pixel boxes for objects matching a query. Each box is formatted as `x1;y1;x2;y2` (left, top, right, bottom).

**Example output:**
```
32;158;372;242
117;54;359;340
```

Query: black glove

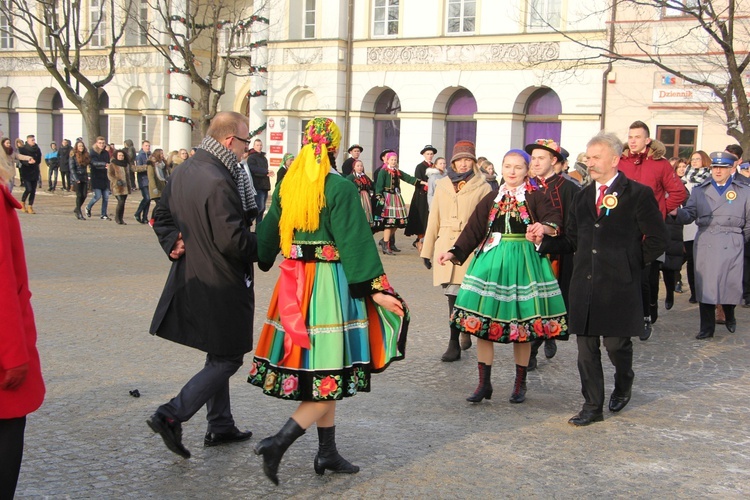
423;258;432;270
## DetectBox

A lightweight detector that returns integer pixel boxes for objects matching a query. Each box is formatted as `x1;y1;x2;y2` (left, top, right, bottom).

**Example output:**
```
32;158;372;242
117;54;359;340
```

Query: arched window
445;89;477;160
52;91;63;145
98;90;110;139
372;89;400;167
523;88;561;145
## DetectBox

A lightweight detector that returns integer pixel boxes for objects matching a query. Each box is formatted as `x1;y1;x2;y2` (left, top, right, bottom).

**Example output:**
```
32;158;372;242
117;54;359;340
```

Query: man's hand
268;170;275;177
169;232;185;259
526;223;545;245
28;158;36;164
1;363;29;390
372;292;404;317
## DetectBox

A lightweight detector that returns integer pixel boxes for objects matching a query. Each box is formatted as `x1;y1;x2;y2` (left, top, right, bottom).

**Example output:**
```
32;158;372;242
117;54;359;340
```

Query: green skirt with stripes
450;234;568;344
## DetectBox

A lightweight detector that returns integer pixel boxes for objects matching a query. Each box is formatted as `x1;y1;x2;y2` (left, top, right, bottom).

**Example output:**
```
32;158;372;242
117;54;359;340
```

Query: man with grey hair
147;111;259;458
528;131;667;426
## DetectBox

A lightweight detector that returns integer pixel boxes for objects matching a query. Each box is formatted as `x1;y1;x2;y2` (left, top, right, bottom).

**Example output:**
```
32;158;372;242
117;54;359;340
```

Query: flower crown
302;117;341;163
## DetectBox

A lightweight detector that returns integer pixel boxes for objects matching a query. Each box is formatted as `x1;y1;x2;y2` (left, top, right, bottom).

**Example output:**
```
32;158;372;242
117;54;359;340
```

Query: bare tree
0;0;132;144
537;0;750;153
133;0;269;136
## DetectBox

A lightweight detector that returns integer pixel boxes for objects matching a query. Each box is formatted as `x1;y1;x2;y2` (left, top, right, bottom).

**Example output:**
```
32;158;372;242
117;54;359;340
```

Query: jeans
86;188;110;216
254;189;269;227
21;179;37;205
48;166;59;189
135;185;151;221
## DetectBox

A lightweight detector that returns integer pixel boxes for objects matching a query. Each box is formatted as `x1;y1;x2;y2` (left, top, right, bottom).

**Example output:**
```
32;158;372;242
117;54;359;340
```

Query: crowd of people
4;112;750;495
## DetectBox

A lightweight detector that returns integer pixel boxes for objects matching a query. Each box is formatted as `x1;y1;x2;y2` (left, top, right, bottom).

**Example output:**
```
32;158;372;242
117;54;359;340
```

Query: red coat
618;148;687;218
0;185;45;419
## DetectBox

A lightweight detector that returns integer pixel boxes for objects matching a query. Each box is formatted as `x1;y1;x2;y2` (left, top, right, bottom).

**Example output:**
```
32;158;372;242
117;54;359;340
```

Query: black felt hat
348;144;363;153
420;145;437;155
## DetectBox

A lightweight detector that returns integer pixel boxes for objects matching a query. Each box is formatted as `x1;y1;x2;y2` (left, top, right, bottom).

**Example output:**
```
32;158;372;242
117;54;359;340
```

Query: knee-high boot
509;364;528;404
254;418;306;485
467;362;493;403
313;426;360;475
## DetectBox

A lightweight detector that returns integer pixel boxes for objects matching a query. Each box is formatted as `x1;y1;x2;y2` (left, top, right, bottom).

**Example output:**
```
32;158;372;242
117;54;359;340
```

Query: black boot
509;364;528;404
254;418;306;485
440;339;461;362
467;362;493;402
390;235;401;252
313;426;360;475
528;338;543;372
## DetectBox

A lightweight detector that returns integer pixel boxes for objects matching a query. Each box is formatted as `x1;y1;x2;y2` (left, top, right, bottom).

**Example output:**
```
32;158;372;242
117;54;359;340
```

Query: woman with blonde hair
250;117;408;485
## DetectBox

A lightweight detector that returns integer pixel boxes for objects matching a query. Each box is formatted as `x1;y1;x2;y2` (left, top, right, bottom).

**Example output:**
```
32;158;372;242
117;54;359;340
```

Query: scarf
711;178;732;197
687;166;711;185
199;136;257;213
447;167;474;191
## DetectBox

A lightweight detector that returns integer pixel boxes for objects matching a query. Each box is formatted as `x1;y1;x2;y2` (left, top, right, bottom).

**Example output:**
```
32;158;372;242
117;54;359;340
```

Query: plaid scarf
199;136;257;212
685;166;711;185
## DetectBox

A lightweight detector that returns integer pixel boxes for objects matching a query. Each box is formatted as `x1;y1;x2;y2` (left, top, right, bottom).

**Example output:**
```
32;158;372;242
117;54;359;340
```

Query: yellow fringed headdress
278;117;341;257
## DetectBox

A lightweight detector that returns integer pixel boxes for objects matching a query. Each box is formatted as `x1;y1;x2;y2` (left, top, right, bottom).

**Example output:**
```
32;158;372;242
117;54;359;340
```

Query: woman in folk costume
346;159;376;227
375;151;428;255
250;117;409;485
438;149;567;404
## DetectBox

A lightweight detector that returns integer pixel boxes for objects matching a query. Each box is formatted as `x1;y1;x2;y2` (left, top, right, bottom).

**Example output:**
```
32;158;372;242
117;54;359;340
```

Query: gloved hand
423;258;432;270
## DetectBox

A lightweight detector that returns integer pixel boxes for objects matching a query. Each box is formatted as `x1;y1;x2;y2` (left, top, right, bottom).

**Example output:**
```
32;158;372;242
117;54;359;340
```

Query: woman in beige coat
421;141;492;361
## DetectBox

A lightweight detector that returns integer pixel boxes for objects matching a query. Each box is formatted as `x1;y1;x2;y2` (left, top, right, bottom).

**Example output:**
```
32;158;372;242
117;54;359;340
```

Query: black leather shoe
640;319;652;341
608;391;632;412
696;330;714;340
204;428;253;447
568;410;604;427
689;296;698;304
726;320;737;333
527;355;538;372
742;298;750;308
147;412;191;458
665;298;674;310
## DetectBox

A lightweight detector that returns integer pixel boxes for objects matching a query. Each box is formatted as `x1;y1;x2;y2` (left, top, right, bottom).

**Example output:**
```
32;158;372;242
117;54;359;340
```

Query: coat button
594;223;600;228
592;249;597;254
587;274;592;279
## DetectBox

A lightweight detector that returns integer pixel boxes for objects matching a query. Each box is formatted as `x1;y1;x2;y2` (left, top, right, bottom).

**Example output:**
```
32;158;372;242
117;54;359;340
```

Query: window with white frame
528;0;561;30
447;0;475;34
90;0;106;47
373;0;398;36
304;0;315;39
138;0;148;45
0;1;13;49
663;0;700;17
141;115;148;143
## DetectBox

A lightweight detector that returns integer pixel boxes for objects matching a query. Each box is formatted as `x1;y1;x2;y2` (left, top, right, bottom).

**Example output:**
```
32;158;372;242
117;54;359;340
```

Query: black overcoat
149;149;257;356
540;173;667;337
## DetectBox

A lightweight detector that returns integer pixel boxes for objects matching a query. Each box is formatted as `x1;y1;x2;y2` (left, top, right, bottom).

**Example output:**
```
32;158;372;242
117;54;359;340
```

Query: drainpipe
344;0;354;148
601;0;617;130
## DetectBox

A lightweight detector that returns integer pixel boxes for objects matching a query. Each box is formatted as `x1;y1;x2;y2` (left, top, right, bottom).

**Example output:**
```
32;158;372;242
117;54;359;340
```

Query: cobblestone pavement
11;189;750;498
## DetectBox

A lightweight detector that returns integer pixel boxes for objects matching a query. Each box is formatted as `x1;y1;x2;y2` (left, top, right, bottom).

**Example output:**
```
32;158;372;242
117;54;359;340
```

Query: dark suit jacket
150;149;258;356
247;149;270;191
539;172;668;337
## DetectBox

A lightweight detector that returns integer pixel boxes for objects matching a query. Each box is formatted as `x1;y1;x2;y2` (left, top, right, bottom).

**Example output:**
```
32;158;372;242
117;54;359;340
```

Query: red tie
596;185;608;216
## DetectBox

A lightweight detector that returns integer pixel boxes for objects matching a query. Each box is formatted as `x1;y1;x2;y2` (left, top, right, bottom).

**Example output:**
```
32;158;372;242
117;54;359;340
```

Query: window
0;2;13;49
90;0;106;47
373;0;398;36
656;126;697;158
523;88;562;145
663;0;700;17
528;0;561;30
141;116;148;143
138;0;148;45
304;0;315;39
372;89;401;170
447;0;475;34
445;89;477;159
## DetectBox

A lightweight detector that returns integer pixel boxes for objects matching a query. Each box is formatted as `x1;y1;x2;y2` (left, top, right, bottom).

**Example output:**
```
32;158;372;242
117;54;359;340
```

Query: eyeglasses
230;136;252;144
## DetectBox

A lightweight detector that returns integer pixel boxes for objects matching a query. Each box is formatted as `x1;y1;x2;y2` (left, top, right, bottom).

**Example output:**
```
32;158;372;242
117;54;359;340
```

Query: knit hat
450;141;477;164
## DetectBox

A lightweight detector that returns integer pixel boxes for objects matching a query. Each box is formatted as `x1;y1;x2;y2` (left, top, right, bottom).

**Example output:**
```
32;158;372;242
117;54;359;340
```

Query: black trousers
699;302;736;334
158;353;244;433
641;262;660;317
60;171;70;191
0;416;26;500
685;241;696;296
115;195;127;222
21;179;37;205
75;181;88;212
576;336;634;412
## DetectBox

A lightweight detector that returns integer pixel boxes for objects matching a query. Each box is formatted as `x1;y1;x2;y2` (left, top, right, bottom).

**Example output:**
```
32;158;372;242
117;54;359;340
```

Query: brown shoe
716;305;726;324
26;205;36;214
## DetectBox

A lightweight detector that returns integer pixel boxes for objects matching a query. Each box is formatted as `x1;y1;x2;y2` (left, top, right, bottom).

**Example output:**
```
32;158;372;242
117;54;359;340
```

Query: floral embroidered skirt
248;260;408;401
358;189;374;226
380;191;408;228
450;234;568;343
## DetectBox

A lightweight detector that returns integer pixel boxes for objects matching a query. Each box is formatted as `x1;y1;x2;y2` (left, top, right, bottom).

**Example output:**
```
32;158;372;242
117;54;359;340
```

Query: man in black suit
528;132;667;426
147;111;259;457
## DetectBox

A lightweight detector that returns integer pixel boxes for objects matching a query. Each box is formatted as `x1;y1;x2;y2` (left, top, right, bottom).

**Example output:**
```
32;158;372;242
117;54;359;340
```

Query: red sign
269;158;282;166
269;145;284;154
270;132;284;141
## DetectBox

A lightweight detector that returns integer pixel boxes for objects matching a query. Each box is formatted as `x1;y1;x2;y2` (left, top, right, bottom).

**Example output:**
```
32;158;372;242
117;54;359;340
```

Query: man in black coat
530;132;667;426
147;111;259;458
246;138;274;227
341;144;363;176
19;135;42;213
